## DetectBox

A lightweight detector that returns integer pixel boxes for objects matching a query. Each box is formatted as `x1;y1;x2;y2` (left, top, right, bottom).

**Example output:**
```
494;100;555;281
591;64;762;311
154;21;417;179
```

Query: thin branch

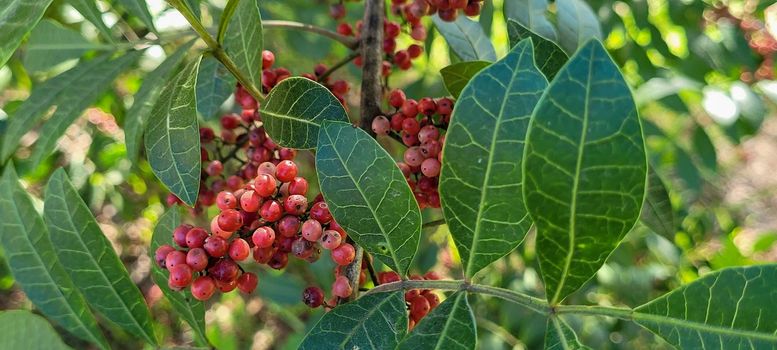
318;51;360;81
263;20;359;50
555;304;634;320
364;253;380;286
358;0;385;133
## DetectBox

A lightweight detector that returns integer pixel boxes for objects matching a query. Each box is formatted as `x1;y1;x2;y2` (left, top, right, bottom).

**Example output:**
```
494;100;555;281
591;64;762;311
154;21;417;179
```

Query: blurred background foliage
1;0;776;349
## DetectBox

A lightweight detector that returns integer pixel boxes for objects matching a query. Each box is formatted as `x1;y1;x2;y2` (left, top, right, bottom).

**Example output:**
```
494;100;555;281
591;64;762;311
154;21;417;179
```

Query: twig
318;51;360;81
263;20;359;50
364;253;380;286
358;0;385;134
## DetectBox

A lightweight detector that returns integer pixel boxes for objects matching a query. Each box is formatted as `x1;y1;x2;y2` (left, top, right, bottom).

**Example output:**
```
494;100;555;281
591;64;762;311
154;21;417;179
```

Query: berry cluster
378;271;442;330
709;6;776;81
372;89;453;209
259;50;352;106
389;0;484;23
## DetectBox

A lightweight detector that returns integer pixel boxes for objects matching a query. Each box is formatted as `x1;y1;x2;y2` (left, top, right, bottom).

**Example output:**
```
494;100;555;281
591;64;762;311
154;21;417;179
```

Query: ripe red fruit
185;228;208;248
394;50;410;66
208;259;240;282
302;286;325;308
436;98;454;115
329;3;346;19
401;117;421;135
253;246;274;264
257;162;276;176
379;271;401;284
220;114;241;129
268;251;289;270
383;38;397;54
254;174;277;197
217;209;243;232
237;272;259;294
408;44;424;58
278;215;301;237
302;219;323;241
372;115;391;135
438;8;458;21
191;276;216;301
424;292;441;308
240;190;262;212
204;236;228;257
332;243;356;266
418;98;437;116
288;177;309;195
155;245;175;268
309;202;333;224
402;130;419;146
165;250;187;269
321;230;343;250
410;25;427;41
229;238;251;261
168;264;194;288
284;194;308;215
385;21;401;38
211;216;231;239
388;89;406;108
173;224;193;248
332;276;353;298
262;50;275;69
401;99;419;117
421;158;441;177
260;200;283;222
275;160;298;183
206;160;223;177
390;113;405;131
216;279;237;293
410;295;431;320
405;289;420;302
337;22;354;36
252;226;276;248
404;147;425;166
186;248;209;271
291;237;314;259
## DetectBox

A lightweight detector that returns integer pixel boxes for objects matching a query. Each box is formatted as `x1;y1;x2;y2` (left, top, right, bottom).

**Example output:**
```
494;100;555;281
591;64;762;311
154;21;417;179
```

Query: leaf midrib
322;126;403;274
259;109;319;126
337;294;398;348
49;178;154;344
632;310;777;342
433;292;465;350
551;316;573;350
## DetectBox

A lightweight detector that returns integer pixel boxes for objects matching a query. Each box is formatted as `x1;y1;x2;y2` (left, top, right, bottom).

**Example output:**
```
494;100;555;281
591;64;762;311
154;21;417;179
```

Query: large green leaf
439;61;491;99
145;56;202;206
507;19;568;81
0;0;54;67
196;54;236;119
634;265;777;348
523;40;647;304
0;167;109;350
67;0;114;42
115;0;157;33
28;51;142;168
439;40;547;278
432;14;496;62
504;0;557;41
556;0;602;54
222;0;262;92
398;292;476;350
1;55;110;163
44;169;158;345
0;310;72;350
640;167;675;240
150;208;208;346
260;77;349;149
23;20;108;72
126;40;195;165
315;121;421;275
299;291;407;349
545;316;589;350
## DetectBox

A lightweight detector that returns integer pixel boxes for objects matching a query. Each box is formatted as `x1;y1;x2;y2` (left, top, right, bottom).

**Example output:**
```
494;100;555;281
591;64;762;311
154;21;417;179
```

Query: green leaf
634;265;777;348
260;77;349;149
222;0;262;91
640;167;675;241
0;167;109;350
440;61;491;99
432;14;496;62
196;54;236;119
315;121;421;275
398;292;477;350
504;0;557;41
23;20;108;72
439;40;547;278
1;55;110;163
523;40;647;304
555;0;602;54
507;19;568;81
126;40;195;165
150;208;208;346
28;51;143;168
115;0;157;33
67;0;114;42
145;56;202;206
0;310;72;350
545;316;590;350
0;0;54;67
692;126;717;172
299;291;407;349
44;169;158;345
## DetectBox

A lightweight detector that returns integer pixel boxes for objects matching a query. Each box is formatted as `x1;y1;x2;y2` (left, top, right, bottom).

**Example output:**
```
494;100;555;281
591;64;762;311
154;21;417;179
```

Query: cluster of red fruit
381;271;442;330
372;89;452;209
389;0;484;23
710;6;775;81
256;50;352;106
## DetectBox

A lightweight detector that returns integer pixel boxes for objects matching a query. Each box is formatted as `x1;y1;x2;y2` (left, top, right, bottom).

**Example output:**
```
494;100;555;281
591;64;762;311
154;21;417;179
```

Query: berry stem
318;51;360;81
263;20;359;50
364;253;380;286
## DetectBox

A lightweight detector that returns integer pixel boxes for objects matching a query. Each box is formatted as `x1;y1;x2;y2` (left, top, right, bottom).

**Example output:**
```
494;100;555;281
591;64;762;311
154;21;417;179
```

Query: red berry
379;271;401;284
388;89;406;108
237;272;259;294
288;177;309;195
275;160;298;183
253;246;274;264
200;127;215;143
260;200;283;222
165;250;187;269
424;292;441;308
173;224;193;248
337;23;354;36
401;99;419;117
372;115;391;135
402;130;419;146
191;276;216;301
421;158;441;177
220;114;241;129
204;236;228;257
404;147;425;166
262;50;275;69
402;117;421;135
186;248;209;271
168;264;193;289
185;227;208;248
257;162;276;176
321;230;343;250
291;237;314;259
302;286;325;308
411;25;427;41
309;202;333;224
438;8;458;21
394;50;410;66
208;259;240;283
410;295;431;320
420;140;442;158
215;279;237;293
268;251;289;269
206;160;223;177
332;243;356;266
418;98;437;116
229;238;250;261
211;216;231;239
408;44;423;58
436;98;454;115
278;215;302;237
329;3;346;19
385;21;401;38
332;276;353;298
252;227;276;248
397;162;412;178
451;0;468;10
217;209;243;232
384;38;397;54
405;289;420;302
390;113;405;131
155;245;175;268
254;174;277;197
284;194;308;215
302;219;323;241
240;190;262;212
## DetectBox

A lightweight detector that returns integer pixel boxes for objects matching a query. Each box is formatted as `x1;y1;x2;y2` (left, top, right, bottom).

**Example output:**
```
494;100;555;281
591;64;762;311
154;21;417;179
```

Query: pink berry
252;227;276;248
421;158;441;177
302;219;323;242
372;115;391;135
321;230;343;250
